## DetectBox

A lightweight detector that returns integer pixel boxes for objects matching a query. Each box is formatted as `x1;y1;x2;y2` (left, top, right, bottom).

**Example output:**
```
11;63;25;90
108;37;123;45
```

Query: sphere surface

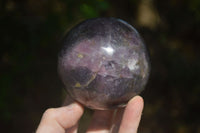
58;18;150;110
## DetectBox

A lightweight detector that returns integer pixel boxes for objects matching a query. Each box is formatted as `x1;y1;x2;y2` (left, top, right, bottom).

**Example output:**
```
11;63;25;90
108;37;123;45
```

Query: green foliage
80;0;109;18
80;4;99;18
189;0;200;21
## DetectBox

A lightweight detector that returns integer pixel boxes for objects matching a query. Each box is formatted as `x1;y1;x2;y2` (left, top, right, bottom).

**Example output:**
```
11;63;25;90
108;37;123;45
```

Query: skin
36;95;144;133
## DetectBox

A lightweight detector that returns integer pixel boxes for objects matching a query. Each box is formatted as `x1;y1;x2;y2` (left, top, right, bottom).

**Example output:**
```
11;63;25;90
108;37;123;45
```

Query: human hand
36;96;144;133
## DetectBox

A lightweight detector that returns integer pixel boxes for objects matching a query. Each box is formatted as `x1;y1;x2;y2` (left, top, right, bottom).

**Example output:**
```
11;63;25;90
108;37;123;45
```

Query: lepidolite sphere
58;18;150;110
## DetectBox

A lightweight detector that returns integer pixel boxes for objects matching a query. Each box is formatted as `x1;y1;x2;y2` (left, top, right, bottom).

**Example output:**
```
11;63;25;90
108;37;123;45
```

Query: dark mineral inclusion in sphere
58;18;150;110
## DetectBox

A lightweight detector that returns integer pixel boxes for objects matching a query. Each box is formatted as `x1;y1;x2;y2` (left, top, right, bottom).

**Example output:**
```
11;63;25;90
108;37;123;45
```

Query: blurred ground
0;0;200;133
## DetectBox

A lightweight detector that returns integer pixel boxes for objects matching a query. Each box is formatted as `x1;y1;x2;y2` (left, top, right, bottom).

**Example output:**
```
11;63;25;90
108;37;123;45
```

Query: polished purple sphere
58;18;150;110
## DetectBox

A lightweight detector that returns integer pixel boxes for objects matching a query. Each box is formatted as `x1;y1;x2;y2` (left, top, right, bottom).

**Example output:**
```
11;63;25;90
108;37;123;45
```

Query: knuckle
43;108;57;119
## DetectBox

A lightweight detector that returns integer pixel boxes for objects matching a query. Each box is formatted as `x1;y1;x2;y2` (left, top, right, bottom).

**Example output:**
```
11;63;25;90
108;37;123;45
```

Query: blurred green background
0;0;200;132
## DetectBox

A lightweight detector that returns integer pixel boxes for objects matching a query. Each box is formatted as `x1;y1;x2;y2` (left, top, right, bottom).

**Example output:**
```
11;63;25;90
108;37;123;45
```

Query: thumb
36;102;84;133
